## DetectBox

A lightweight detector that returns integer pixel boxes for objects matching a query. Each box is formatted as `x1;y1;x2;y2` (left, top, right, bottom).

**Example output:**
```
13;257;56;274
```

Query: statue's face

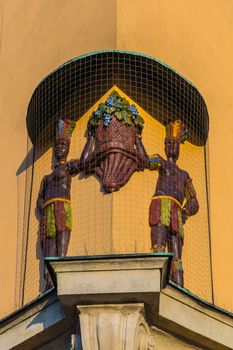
165;138;180;161
54;138;70;161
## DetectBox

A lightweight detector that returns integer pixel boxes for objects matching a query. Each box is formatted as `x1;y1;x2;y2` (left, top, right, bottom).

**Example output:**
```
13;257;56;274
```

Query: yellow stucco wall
0;0;232;316
0;0;117;317
117;0;233;313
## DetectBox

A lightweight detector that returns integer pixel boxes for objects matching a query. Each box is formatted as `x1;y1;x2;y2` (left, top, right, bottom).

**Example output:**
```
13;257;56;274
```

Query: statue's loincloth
41;199;72;239
149;196;184;238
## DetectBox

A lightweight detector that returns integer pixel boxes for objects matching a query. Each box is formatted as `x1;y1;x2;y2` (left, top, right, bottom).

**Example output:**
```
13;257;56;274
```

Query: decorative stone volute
77;304;155;350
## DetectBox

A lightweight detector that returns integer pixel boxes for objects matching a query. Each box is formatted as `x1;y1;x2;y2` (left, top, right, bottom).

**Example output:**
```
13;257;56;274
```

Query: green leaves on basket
88;90;145;131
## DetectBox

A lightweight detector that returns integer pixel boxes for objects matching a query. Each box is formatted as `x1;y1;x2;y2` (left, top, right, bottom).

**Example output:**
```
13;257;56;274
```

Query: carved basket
87;116;142;192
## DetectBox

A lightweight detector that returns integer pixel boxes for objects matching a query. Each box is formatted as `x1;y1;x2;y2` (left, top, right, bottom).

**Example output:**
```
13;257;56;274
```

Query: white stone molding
77;304;155;350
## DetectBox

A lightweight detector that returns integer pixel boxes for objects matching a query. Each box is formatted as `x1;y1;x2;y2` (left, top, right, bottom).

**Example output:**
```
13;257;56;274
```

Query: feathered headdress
56;118;76;142
165;120;188;144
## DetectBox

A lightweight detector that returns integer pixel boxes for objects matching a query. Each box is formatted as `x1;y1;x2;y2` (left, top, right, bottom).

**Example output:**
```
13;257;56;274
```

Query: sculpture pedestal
46;253;171;349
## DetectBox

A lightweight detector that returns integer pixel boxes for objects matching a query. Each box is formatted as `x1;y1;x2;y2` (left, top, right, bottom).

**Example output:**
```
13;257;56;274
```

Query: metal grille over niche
15;51;213;311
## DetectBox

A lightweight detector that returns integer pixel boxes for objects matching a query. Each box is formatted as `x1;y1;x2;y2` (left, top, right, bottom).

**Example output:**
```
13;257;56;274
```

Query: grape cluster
103;113;113;127
106;96;115;107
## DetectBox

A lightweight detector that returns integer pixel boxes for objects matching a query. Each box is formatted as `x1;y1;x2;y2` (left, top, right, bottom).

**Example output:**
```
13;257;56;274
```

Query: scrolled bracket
77;304;155;350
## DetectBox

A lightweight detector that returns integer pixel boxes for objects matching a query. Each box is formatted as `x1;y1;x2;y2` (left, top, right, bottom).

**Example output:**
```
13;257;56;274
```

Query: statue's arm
67;159;80;176
76;133;95;173
148;154;163;171
80;133;95;163
67;133;95;176
182;177;199;223
135;135;150;169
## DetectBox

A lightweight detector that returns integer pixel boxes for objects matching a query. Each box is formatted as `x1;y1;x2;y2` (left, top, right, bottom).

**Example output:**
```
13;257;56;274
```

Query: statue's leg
43;237;57;289
44;237;57;256
169;234;184;287
56;229;71;257
151;224;169;252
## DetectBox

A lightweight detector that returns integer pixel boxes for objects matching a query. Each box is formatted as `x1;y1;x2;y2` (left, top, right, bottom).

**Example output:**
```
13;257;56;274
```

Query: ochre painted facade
0;0;117;317
116;0;233;312
0;0;232;316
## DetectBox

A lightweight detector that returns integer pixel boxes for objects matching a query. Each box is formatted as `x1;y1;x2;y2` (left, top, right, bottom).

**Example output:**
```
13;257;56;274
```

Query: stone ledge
0;293;66;350
156;286;233;350
46;254;171;311
0;289;57;335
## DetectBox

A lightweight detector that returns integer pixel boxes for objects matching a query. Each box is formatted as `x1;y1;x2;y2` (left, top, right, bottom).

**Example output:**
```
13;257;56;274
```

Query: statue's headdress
165;120;188;144
56;118;76;143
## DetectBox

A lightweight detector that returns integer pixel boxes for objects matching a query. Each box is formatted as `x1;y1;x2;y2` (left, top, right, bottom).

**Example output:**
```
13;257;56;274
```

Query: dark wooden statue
149;120;199;287
37;119;79;287
78;91;149;193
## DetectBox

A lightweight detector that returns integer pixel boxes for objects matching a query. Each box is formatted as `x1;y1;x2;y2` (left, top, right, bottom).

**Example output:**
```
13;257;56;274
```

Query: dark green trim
169;280;233;318
44;252;173;262
0;287;55;326
39;50;198;92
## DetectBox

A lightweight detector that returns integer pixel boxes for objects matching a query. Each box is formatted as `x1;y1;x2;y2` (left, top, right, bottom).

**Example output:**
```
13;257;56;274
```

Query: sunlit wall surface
15;52;212;308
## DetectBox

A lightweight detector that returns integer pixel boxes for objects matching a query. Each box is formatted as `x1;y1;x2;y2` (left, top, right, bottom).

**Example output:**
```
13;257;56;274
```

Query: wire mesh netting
15;51;213;310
